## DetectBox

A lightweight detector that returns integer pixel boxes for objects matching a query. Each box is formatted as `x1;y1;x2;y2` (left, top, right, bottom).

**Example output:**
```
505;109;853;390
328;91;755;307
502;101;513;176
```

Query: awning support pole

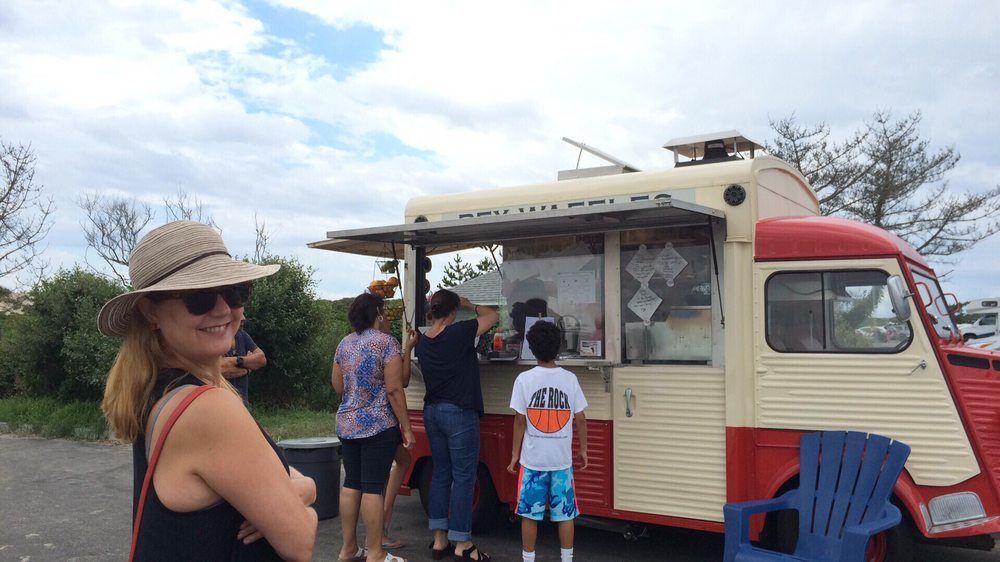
708;217;725;329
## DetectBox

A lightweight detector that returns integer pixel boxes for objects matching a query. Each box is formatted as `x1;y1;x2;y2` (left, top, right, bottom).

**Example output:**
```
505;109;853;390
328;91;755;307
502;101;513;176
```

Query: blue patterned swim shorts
515;466;579;521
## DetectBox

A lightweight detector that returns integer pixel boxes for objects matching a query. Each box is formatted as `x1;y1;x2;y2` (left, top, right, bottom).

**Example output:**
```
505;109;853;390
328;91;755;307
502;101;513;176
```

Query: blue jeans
424;402;480;542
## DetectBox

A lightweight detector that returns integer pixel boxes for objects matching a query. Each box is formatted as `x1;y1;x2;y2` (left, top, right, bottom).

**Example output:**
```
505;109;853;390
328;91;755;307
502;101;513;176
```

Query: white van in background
960;298;1000;342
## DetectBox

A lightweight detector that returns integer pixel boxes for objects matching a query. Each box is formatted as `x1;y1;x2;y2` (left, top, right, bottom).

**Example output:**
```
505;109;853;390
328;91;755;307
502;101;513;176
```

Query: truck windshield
910;268;960;339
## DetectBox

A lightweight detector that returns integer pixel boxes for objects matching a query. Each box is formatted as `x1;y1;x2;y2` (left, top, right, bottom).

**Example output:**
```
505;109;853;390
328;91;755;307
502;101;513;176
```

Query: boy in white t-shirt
507;320;588;562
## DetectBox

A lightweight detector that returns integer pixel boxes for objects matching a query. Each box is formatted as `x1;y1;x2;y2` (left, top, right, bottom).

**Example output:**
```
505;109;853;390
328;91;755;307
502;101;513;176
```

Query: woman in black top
99;221;318;561
414;289;498;561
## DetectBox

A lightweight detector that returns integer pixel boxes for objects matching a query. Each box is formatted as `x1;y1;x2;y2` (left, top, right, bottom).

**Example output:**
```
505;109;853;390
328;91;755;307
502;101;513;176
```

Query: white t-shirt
509;366;588;471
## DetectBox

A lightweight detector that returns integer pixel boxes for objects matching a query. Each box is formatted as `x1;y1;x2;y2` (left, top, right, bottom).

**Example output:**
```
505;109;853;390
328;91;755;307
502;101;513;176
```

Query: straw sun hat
97;220;280;337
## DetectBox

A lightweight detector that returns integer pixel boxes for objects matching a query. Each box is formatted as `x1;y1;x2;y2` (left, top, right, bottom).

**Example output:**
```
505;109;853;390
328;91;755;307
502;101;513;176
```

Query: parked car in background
958;298;999;342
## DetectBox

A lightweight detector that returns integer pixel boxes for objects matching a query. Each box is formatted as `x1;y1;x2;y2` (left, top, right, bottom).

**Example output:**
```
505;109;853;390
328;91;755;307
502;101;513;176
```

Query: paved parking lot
2;434;1000;561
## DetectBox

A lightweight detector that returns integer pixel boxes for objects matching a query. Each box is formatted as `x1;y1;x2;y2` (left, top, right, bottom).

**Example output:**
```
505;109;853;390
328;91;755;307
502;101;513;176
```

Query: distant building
448;270;504;319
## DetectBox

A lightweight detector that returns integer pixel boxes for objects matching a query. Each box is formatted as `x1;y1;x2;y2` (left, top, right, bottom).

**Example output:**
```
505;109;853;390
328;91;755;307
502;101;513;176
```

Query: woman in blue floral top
333;293;414;562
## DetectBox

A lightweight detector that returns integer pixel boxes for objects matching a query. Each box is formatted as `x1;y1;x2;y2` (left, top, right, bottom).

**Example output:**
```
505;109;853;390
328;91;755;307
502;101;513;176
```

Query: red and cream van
311;132;1000;559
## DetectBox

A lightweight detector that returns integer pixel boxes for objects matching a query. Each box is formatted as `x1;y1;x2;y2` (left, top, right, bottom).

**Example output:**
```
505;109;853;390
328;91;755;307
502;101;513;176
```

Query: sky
1;1;998;300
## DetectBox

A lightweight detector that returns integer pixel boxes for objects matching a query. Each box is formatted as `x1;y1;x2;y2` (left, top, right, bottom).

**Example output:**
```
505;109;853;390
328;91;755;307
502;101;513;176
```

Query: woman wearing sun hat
100;221;317;561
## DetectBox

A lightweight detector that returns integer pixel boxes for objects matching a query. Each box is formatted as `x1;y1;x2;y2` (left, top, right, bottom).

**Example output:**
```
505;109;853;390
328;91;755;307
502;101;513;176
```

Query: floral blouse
335;329;402;439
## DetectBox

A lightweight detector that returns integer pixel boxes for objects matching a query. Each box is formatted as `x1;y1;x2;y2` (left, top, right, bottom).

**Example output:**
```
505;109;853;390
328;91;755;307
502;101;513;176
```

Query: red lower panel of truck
403;412;1000;539
402;412;724;533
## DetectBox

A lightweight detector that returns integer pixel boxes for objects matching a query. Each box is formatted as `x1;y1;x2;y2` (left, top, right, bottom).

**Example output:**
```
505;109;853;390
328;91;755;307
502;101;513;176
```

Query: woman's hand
402;427;416;449
238;519;264;544
404;327;419;350
459;296;475;310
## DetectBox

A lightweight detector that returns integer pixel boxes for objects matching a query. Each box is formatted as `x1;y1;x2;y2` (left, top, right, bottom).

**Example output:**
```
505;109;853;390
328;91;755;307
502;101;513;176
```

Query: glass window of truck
766;270;913;353
496;233;605;360
620;225;714;365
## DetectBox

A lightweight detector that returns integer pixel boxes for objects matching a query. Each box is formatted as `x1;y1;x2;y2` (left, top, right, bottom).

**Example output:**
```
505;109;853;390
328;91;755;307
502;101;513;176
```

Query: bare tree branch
79;194;153;285
0;140;54;280
164;189;220;233
253;211;270;262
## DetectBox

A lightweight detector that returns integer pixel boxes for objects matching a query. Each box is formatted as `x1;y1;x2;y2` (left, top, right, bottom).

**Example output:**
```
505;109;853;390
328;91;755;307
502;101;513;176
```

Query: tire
415;460;501;531
765;503;915;561
963;333;974;342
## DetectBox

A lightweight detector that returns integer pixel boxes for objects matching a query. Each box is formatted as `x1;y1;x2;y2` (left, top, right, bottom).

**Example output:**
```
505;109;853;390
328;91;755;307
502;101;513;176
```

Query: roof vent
663;130;763;167
558;137;640;180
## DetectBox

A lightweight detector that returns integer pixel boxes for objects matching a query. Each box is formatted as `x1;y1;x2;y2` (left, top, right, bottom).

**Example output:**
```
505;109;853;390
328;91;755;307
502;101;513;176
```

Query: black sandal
454;544;490;562
429;541;454;561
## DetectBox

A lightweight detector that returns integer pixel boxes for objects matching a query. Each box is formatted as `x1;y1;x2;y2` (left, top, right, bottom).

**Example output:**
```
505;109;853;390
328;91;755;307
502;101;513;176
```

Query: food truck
311;132;1000;559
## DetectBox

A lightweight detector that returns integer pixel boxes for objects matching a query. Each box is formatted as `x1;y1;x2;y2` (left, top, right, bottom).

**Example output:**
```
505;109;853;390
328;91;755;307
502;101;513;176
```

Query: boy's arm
574;412;588;470
508;413;527;473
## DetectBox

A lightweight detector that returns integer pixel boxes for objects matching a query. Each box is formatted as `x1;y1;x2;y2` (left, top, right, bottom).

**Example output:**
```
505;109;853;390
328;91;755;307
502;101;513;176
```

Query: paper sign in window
653;243;688;287
627;285;662;325
557;271;596;305
625;244;657;284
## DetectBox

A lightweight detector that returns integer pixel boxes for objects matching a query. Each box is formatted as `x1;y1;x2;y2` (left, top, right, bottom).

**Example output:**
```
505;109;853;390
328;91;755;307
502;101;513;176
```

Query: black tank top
131;371;287;561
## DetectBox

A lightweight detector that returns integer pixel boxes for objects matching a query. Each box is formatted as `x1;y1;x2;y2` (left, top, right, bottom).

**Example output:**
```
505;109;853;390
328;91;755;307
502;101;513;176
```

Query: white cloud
0;0;998;301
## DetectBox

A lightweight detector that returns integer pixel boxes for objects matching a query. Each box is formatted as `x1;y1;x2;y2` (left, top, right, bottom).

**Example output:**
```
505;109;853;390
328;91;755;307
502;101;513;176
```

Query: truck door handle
624;387;634;418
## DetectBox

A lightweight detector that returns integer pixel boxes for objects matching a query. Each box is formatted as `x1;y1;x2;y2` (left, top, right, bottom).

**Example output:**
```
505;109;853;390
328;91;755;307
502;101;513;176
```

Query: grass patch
0;395;334;442
253;407;336;442
0;396;108;439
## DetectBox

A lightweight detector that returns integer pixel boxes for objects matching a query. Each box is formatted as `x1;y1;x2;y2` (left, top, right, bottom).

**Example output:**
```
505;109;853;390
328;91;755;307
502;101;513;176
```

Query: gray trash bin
277;437;342;520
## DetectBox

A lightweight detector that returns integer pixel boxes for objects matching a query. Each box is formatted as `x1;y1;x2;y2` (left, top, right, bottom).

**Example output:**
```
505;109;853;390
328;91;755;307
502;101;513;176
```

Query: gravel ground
2;434;999;561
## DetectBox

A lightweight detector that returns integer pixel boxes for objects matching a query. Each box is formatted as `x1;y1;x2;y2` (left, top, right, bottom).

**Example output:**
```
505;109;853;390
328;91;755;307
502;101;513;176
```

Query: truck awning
309;196;724;257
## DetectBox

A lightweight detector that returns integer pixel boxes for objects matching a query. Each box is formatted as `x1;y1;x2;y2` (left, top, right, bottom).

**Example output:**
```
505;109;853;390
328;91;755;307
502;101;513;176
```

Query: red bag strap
129;385;215;562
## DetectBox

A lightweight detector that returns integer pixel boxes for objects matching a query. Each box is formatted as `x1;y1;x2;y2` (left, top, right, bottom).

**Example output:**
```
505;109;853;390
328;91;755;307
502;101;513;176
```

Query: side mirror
887;275;912;322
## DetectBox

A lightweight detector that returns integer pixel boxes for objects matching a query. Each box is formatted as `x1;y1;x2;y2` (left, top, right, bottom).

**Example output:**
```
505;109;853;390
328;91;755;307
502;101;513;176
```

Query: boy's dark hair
526;320;561;362
349;292;384;333
428;289;460;320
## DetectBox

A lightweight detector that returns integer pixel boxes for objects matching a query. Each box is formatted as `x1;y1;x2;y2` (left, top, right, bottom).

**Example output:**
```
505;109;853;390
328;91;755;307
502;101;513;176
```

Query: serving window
494;234;605;360
620;225;714;365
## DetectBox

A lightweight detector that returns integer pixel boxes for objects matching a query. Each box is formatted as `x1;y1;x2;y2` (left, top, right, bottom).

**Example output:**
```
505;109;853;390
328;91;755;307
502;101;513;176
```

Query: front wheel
766;506;915;561
417;461;502;532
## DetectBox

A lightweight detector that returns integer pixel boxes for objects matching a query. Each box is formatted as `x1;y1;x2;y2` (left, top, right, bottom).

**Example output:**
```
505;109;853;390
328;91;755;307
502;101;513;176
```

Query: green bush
0;269;124;401
243;257;341;410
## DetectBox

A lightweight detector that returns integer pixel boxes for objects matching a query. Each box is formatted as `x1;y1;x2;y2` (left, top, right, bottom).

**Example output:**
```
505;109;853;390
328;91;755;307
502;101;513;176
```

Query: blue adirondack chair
723;431;910;561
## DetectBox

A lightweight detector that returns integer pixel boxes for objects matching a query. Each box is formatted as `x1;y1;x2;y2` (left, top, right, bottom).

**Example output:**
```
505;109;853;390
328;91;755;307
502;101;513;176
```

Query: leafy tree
475;257;496;274
439;254;477;289
0;140;55;280
242;256;335;410
768;110;1000;261
0;268;124;400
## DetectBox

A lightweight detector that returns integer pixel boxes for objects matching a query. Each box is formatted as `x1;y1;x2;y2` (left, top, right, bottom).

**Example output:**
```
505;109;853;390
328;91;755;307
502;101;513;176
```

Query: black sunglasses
148;283;252;316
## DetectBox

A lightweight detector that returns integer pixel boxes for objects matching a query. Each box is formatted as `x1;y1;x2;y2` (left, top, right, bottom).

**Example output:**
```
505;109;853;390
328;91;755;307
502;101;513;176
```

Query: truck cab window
910;268;960;340
766;270;912;353
620;226;714;365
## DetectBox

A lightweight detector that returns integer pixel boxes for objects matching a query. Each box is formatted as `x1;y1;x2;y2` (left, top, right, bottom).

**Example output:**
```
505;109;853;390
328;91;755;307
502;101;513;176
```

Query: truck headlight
928;492;986;526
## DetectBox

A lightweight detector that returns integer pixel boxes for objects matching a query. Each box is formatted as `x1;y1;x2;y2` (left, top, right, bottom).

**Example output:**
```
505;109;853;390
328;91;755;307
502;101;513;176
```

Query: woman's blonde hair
102;306;234;442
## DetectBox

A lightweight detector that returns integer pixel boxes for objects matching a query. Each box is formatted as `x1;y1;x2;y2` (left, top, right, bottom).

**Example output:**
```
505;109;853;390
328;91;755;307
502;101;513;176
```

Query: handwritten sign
653;243;688;287
627;285;662;325
625;244;657;284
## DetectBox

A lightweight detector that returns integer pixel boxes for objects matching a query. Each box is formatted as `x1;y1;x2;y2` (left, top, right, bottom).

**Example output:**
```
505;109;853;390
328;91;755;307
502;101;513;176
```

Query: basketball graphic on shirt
526;387;572;433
